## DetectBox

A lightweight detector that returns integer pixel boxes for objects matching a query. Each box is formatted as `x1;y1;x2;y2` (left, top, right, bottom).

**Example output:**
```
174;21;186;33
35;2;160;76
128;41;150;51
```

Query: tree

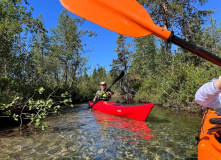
0;0;41;101
202;17;221;57
137;0;214;61
130;35;158;78
50;9;95;87
28;14;50;86
0;0;74;129
112;35;131;71
111;34;133;102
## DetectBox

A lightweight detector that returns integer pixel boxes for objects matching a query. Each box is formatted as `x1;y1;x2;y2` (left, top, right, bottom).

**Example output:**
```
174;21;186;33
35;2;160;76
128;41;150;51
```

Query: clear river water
0;103;202;160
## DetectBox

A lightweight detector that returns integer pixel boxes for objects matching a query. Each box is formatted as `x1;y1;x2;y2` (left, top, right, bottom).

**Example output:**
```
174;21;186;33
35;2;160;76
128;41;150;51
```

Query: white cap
100;81;106;85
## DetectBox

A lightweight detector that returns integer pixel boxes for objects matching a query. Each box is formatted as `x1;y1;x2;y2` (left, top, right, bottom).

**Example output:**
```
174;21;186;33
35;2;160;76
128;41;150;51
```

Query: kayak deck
198;109;221;160
88;101;154;121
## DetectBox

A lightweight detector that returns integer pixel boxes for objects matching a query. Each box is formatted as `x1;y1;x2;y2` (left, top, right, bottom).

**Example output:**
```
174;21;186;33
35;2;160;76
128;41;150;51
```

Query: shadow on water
0;102;202;159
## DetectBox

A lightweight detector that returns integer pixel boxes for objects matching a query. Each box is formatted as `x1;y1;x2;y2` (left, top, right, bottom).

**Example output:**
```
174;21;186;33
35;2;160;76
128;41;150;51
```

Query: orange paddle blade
60;0;221;67
60;0;171;40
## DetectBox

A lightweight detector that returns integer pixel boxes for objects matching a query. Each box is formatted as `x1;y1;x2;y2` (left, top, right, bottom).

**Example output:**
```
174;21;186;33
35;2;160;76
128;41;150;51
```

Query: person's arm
195;78;221;109
93;90;100;102
106;89;114;95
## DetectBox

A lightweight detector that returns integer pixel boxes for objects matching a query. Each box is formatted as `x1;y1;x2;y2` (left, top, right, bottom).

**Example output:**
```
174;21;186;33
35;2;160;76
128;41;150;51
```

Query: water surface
0;103;202;160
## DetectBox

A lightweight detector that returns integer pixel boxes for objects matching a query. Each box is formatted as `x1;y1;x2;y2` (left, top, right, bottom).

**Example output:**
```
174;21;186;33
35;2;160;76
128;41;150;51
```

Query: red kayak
88;101;154;121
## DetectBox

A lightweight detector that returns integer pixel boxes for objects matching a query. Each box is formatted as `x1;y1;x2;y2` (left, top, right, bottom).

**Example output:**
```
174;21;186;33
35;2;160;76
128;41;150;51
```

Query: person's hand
110;91;114;95
106;88;111;92
106;88;114;94
216;76;221;89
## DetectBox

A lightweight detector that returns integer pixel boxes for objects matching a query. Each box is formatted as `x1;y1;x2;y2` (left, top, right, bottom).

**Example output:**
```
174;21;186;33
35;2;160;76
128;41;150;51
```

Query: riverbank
136;100;204;115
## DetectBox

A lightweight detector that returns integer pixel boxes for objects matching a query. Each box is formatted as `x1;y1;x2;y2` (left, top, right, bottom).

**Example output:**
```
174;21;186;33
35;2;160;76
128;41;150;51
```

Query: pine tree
111;34;133;102
50;9;95;87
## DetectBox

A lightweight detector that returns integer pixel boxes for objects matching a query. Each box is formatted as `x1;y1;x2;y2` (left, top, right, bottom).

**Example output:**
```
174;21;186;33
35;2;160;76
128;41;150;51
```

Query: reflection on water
93;110;155;142
0;103;202;159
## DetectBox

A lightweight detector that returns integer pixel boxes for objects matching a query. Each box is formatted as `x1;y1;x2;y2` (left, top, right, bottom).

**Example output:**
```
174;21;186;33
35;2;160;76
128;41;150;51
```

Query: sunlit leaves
23;88;73;130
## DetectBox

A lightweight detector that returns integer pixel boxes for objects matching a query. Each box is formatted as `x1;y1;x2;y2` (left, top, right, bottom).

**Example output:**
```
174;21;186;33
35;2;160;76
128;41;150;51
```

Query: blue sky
28;0;221;74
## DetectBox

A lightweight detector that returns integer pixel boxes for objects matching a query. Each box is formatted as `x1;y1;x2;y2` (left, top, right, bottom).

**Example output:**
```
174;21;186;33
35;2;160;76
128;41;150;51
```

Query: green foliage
0;1;98;129
134;50;221;110
126;0;220;112
0;87;73;130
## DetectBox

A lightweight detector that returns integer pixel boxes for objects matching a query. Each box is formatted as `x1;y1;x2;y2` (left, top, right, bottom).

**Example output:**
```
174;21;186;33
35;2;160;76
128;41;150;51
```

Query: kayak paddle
107;70;125;91
60;0;221;67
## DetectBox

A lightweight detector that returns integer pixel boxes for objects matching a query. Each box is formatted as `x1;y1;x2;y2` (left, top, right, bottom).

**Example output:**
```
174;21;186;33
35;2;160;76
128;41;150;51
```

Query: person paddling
195;76;221;124
195;77;221;109
93;82;114;102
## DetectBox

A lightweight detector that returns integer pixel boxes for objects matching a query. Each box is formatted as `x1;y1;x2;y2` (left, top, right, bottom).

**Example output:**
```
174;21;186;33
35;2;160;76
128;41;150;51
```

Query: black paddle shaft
107;70;125;90
168;31;221;67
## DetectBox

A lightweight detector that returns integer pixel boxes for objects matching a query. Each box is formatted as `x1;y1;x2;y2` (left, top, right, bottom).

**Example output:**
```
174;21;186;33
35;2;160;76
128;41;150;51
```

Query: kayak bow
198;109;221;160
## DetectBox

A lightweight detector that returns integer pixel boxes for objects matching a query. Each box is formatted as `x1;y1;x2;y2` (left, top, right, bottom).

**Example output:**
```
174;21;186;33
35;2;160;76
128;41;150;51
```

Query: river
0;103;202;160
